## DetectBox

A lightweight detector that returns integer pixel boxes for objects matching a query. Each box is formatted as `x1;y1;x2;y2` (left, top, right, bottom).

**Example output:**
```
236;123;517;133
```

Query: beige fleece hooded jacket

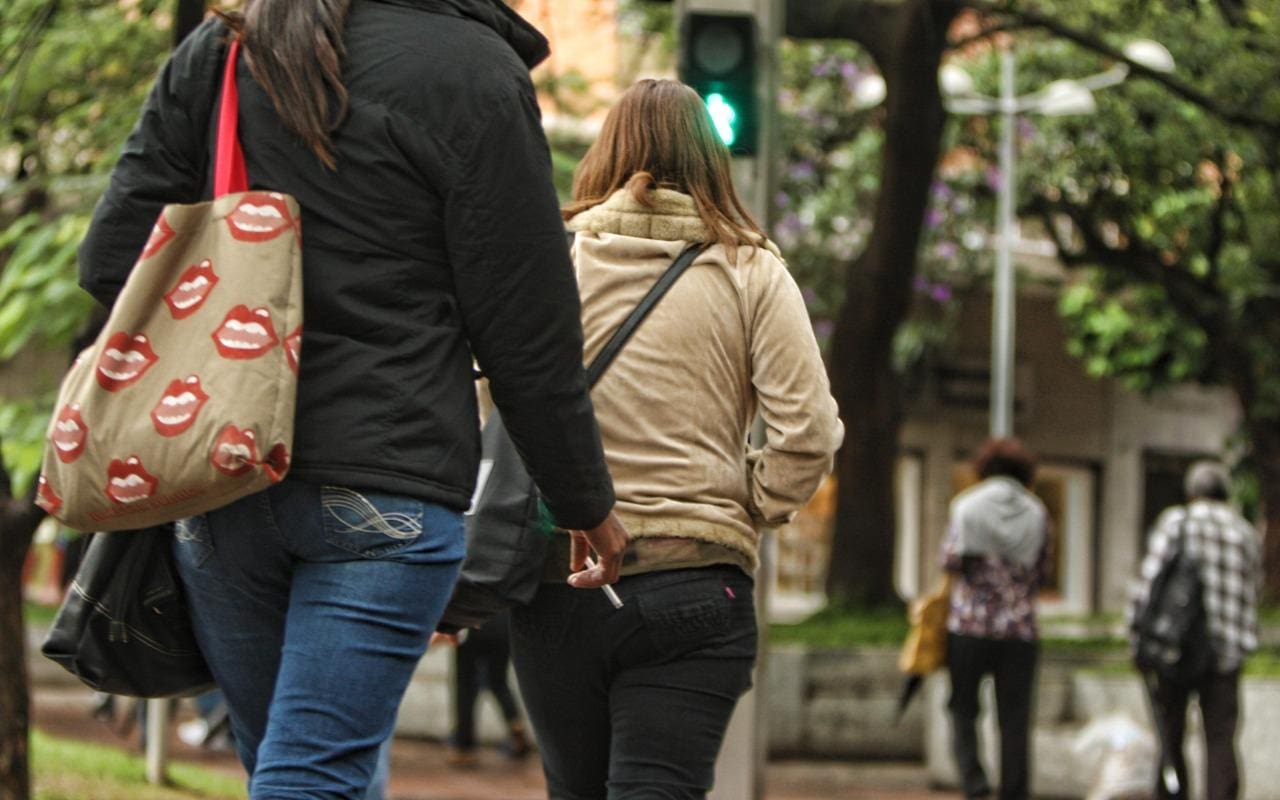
565;188;843;574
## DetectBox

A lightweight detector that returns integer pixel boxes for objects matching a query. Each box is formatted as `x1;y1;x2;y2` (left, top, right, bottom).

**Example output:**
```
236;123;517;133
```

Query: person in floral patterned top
940;438;1053;800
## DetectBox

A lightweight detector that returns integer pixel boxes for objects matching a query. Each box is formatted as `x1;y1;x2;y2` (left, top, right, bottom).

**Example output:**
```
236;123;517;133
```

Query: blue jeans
173;480;464;799
510;565;757;799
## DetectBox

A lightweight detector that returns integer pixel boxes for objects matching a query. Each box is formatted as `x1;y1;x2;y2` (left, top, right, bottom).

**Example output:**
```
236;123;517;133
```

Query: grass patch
1080;648;1280;678
24;602;59;628
1243;649;1280;677
32;730;244;800
771;607;1129;653
1258;604;1280;626
769;607;909;649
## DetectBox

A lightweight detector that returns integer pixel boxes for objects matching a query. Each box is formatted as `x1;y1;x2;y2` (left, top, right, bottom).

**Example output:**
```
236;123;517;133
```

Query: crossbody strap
584;243;707;387
214;39;248;197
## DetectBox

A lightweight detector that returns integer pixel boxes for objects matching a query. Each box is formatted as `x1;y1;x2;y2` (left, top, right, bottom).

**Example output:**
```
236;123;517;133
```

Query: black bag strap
1173;507;1191;555
585;243;707;387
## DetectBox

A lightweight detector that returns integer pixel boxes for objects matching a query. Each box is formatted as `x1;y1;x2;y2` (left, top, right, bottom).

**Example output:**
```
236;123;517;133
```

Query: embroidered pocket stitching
321;487;422;540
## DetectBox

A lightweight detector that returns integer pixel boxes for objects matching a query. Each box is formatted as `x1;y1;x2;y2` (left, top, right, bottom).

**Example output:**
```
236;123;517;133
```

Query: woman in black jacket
80;2;627;796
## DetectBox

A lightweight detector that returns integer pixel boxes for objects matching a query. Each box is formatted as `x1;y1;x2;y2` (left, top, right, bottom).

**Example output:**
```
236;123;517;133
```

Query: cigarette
584;556;624;609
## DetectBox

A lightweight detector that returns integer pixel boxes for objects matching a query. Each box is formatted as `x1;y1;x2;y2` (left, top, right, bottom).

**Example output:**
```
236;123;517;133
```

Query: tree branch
0;436;43;538
0;440;10;503
960;0;1280;137
1205;152;1233;286
1034;204;1086;267
0;1;59;129
784;0;905;69
947;19;1031;51
1213;0;1255;29
1027;194;1219;332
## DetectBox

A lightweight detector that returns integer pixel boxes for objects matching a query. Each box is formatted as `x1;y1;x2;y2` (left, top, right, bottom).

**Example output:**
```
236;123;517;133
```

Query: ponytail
216;1;352;170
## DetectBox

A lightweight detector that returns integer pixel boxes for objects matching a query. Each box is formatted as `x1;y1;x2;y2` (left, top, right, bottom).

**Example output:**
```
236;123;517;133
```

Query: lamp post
941;40;1175;437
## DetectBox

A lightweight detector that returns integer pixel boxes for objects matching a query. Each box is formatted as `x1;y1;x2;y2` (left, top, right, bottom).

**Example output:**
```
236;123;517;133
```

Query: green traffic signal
705;92;738;146
679;12;757;156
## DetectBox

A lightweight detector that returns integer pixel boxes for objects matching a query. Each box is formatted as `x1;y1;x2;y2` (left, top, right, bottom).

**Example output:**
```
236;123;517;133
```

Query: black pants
946;633;1039;800
452;610;521;749
510;565;757;800
1148;669;1241;800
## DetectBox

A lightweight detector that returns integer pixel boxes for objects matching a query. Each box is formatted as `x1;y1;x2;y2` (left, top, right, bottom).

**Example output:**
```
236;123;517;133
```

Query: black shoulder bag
1134;512;1213;686
41;524;216;698
440;242;708;631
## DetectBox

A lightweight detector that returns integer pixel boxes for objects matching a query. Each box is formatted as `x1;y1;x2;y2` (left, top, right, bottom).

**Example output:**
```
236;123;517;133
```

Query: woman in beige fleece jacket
509;79;843;800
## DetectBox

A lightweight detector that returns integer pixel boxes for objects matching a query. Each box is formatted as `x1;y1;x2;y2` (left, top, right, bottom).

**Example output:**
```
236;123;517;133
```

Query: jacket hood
567;188;784;258
950;476;1046;567
374;0;550;68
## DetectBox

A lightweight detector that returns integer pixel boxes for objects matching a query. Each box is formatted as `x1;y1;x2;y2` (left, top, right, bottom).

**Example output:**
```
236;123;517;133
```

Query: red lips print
212;306;279;359
284;326;302;374
163;259;219;319
105;456;159;505
211;424;258;477
36;476;62;516
51;403;88;463
140;215;175;260
264;443;290;483
150;375;210;437
226;192;296;242
96;332;159;391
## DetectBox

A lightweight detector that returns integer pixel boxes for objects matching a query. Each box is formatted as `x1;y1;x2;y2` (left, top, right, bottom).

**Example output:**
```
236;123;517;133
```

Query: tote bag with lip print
37;39;304;532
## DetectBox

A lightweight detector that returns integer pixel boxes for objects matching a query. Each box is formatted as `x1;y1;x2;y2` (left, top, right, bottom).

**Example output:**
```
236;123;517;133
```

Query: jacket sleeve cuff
544;482;615;531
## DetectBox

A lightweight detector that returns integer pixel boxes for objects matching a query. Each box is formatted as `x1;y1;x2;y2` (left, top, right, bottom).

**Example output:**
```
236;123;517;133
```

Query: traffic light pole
676;3;780;798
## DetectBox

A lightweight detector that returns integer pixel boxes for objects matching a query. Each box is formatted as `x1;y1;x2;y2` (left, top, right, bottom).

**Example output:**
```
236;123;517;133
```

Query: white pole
991;47;1017;438
145;699;170;785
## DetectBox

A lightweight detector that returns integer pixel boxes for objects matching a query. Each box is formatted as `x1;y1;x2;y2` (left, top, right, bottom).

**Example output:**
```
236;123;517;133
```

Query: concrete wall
765;646;924;759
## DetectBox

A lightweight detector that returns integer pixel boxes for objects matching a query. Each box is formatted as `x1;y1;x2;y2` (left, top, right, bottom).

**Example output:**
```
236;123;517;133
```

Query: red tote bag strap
214;38;248;197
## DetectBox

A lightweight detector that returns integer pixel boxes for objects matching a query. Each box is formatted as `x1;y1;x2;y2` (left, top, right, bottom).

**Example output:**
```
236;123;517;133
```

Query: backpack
1133;513;1214;685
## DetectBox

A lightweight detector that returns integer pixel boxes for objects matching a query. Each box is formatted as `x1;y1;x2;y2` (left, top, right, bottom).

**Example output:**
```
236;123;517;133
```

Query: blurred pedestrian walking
1128;460;1260;800
505;78;843;799
941;438;1052;800
78;1;627;796
445;611;530;767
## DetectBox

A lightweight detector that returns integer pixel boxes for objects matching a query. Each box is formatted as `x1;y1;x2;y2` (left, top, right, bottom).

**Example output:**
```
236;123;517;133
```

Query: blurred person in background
445;610;531;768
941;437;1052;800
1128;460;1260;800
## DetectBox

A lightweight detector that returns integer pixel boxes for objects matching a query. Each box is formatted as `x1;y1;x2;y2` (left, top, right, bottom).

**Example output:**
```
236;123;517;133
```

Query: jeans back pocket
173;515;214;568
320;486;425;559
638;580;733;656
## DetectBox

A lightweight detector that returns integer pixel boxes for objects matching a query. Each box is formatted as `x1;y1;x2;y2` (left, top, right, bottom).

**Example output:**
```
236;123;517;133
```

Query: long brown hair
563;79;764;256
216;1;351;169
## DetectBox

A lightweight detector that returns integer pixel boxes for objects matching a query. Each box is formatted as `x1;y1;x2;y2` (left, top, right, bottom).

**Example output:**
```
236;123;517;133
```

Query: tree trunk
0;487;44;800
1245;415;1280;603
823;0;958;607
173;0;205;48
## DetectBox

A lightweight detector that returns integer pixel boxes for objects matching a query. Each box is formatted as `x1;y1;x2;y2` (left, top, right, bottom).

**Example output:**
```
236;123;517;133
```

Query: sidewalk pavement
32;686;956;800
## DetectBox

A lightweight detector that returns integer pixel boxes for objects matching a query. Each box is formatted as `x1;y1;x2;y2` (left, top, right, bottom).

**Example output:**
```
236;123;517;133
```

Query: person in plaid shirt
1128;460;1261;800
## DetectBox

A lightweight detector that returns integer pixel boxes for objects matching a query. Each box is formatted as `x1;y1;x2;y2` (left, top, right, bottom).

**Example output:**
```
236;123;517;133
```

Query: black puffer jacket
78;0;615;529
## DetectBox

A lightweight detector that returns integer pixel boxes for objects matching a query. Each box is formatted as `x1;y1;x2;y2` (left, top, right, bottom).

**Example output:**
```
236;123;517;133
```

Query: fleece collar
566;189;711;242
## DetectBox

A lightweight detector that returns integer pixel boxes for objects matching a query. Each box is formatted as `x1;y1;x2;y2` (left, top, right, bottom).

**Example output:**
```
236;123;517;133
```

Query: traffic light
679;12;758;156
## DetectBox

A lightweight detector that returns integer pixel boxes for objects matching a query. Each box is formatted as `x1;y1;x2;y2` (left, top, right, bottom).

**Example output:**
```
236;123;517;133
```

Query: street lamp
940;40;1175;438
